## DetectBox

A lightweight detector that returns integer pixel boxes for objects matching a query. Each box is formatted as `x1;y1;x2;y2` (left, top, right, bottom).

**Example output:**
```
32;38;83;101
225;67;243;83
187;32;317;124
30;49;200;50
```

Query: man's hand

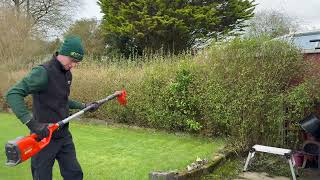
26;119;49;140
85;102;100;112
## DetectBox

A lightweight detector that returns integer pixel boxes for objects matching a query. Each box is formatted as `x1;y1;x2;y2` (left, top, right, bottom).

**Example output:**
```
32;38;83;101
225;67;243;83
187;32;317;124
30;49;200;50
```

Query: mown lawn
0;113;224;180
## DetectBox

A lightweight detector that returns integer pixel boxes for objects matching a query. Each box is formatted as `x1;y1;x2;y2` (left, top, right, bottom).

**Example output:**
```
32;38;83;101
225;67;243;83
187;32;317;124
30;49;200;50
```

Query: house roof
277;30;320;53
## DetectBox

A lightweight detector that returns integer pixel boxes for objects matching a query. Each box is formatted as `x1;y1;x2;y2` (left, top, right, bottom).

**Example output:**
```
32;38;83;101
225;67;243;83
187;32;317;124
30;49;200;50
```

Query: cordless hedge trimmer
5;90;127;166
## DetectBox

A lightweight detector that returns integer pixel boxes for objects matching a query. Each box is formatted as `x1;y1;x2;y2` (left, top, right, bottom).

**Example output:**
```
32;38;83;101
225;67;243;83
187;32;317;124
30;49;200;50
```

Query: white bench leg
288;158;297;180
302;155;307;169
244;150;255;171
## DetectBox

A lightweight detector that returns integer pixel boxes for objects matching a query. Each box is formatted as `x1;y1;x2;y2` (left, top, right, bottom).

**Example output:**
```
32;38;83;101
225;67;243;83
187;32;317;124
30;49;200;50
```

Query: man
5;36;98;180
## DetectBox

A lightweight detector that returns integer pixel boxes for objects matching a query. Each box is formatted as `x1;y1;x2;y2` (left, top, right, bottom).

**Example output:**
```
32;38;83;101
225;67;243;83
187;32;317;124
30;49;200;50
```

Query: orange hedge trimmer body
5;90;127;166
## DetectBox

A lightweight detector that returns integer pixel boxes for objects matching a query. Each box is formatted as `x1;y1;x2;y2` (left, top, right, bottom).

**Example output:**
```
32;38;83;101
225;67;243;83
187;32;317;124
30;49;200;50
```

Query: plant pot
293;151;304;168
299;114;320;138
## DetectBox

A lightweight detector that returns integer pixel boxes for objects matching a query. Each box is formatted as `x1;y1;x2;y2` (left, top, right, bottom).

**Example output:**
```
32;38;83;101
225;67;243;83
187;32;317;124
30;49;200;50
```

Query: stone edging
150;152;232;180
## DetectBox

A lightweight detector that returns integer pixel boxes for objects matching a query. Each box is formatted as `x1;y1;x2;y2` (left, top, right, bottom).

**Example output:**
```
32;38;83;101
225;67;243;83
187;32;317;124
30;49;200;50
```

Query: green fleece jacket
5;66;85;124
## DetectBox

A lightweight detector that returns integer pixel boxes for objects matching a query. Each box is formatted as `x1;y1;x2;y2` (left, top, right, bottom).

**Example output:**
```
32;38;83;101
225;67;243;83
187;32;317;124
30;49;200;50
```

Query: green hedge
72;37;318;150
4;37;320;151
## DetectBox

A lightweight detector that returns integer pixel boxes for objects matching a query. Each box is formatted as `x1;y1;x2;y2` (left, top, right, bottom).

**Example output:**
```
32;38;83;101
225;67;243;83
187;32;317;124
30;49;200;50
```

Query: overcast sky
77;0;320;31
77;0;103;20
255;0;320;30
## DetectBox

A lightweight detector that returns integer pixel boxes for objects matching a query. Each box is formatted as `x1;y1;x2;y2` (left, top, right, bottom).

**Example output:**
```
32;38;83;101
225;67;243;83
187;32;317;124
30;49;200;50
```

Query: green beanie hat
59;36;84;61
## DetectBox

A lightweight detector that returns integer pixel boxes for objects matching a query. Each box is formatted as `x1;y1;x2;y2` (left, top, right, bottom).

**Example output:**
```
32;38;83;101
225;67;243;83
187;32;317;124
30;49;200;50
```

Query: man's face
58;55;80;71
64;57;79;71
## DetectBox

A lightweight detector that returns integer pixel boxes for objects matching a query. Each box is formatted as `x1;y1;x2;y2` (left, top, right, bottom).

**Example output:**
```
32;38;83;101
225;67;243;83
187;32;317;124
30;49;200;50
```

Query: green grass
0;113;224;180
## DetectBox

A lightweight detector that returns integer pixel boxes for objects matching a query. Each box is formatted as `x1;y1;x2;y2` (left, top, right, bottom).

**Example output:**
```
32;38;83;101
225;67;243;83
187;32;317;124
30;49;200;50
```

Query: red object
20;124;59;161
5;124;59;166
117;90;127;106
293;151;304;168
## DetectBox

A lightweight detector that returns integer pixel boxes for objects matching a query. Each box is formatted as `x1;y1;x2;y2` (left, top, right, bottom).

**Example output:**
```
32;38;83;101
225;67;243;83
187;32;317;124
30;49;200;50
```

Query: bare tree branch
1;0;80;36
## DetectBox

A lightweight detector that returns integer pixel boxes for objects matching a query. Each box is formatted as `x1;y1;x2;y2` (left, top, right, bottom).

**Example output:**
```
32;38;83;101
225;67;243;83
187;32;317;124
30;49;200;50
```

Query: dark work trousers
31;133;83;180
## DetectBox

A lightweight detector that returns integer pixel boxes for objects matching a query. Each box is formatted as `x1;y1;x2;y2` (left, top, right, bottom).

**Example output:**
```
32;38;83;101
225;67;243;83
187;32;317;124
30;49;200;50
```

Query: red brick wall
304;53;320;77
304;53;320;62
289;53;320;87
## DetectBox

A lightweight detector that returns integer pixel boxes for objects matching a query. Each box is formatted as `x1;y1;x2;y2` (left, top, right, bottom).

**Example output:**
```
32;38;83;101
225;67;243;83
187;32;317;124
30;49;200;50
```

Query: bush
195;38;309;150
3;37;319;152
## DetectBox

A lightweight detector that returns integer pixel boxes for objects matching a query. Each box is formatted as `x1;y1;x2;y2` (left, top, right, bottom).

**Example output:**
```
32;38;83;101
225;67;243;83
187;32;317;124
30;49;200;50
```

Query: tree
64;19;106;59
98;0;255;57
245;10;297;38
47;37;62;54
1;0;80;35
0;7;51;68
